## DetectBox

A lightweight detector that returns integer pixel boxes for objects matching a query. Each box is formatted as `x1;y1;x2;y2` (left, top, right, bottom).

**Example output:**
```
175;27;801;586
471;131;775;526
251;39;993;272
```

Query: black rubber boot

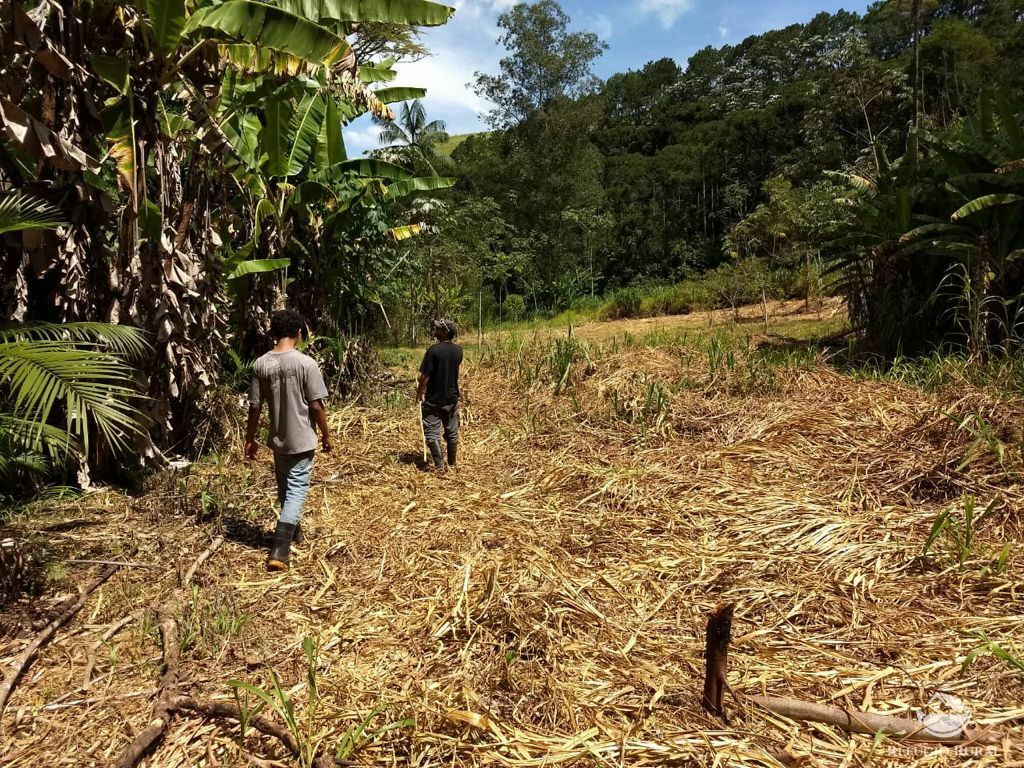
427;440;444;469
446;441;457;467
267;521;296;571
292;521;304;545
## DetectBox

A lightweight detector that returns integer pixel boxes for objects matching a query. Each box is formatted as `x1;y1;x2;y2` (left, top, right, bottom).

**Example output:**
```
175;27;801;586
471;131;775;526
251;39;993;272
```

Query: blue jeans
274;451;314;525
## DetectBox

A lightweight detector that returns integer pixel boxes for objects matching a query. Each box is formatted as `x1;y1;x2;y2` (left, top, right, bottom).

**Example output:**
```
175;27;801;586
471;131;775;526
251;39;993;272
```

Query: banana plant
2;0;457;445
216;67;453;278
900;90;1024;358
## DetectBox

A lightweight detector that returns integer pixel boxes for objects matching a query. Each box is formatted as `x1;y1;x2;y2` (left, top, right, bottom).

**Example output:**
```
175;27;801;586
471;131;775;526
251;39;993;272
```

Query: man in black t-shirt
416;319;463;470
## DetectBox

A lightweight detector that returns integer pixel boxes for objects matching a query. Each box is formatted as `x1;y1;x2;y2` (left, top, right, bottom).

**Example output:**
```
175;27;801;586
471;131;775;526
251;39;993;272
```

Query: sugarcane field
4;0;1024;765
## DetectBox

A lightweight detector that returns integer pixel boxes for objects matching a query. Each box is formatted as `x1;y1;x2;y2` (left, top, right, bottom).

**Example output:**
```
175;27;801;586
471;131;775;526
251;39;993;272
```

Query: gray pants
422;402;459;444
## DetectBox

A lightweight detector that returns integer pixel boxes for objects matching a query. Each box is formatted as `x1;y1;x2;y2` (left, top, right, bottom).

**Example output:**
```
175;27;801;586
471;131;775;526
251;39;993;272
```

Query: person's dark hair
270;309;304;341
434;318;457;340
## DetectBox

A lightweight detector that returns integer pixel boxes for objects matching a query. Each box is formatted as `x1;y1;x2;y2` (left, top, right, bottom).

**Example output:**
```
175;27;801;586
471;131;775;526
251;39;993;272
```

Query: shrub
600;287;643;320
503;293;526;322
640;282;715;316
568;295;604;315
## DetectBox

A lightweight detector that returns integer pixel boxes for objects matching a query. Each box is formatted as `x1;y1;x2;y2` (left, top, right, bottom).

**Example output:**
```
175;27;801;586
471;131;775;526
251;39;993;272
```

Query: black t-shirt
420;341;463;406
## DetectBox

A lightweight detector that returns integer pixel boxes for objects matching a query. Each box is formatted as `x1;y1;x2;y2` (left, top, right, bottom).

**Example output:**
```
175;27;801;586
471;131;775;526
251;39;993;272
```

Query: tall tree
472;0;607;129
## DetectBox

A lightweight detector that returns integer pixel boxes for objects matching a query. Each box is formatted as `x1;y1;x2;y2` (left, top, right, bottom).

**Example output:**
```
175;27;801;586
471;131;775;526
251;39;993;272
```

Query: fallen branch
172;695;298;753
745;695;1003;746
172;696;333;768
112;610;180;768
701;602;1008;747
0;564;119;718
111;536;226;768
65;559;159;569
181;535;225;586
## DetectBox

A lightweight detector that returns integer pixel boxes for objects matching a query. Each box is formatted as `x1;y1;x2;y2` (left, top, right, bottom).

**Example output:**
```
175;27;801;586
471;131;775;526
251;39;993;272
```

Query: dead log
0;564;119;717
701;602;1008;747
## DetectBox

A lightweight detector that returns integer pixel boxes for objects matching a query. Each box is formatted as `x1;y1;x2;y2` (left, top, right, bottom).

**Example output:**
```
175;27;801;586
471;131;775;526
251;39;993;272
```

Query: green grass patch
434;132;481;156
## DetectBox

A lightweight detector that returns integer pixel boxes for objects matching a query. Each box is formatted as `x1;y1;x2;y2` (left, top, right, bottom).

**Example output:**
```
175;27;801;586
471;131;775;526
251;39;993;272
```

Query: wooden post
702;602;734;719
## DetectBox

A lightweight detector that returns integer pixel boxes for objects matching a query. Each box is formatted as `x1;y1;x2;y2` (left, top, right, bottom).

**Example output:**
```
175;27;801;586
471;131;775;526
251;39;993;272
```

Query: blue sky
345;0;874;156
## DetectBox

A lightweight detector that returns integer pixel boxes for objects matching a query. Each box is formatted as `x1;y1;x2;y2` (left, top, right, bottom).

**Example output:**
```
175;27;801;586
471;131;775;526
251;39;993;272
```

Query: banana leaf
184;1;349;65
383;175;455;200
273;0;453;26
138;0;187;50
951;194;1024;222
227;258;291;279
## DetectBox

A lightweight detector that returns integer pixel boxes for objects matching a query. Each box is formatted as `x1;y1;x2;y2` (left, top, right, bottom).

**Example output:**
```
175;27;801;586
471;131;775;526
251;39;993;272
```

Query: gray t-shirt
248;349;328;454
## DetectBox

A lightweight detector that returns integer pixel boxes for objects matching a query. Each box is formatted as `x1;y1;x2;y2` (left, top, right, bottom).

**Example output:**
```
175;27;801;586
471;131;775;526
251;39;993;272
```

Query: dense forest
396;0;1024;356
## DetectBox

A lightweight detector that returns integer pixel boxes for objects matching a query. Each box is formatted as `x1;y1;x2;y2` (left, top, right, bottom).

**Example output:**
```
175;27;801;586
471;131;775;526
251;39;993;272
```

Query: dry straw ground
2;302;1023;768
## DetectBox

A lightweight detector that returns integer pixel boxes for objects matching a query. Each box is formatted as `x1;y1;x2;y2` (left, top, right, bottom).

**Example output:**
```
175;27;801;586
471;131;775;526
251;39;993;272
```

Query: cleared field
2;305;1023;767
433;132;481;156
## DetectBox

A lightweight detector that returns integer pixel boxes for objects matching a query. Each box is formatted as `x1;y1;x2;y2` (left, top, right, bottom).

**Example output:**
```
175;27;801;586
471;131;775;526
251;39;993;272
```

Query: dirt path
2;312;1023;767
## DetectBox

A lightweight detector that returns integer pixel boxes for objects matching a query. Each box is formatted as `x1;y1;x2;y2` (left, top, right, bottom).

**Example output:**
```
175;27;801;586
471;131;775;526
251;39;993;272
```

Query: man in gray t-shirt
245;310;332;571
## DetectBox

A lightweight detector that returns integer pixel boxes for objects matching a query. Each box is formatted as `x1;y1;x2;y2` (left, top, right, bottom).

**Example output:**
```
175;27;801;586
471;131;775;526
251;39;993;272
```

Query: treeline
387;0;1024;356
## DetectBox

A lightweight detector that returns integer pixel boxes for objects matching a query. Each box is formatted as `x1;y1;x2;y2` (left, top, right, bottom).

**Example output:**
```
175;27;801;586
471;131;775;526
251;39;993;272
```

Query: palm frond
406;99;427;134
0;412;74;485
0;413;74;458
0;445;51;484
0;322;149;359
0;192;66;234
377;121;411;146
424;146;455;173
0;340;146;454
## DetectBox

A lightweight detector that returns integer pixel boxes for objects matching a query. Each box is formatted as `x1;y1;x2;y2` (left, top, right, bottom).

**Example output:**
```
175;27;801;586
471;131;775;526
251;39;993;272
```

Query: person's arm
244;405;261;460
417;348;432;403
310;399;332;452
302;361;331;451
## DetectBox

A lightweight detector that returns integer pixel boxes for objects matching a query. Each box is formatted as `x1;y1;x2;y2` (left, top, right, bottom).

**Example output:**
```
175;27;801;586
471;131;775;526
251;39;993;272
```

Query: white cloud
393;43;493;117
386;1;509;125
638;0;695;30
343;123;384;155
345;2;506;155
590;13;613;41
718;23;729;39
